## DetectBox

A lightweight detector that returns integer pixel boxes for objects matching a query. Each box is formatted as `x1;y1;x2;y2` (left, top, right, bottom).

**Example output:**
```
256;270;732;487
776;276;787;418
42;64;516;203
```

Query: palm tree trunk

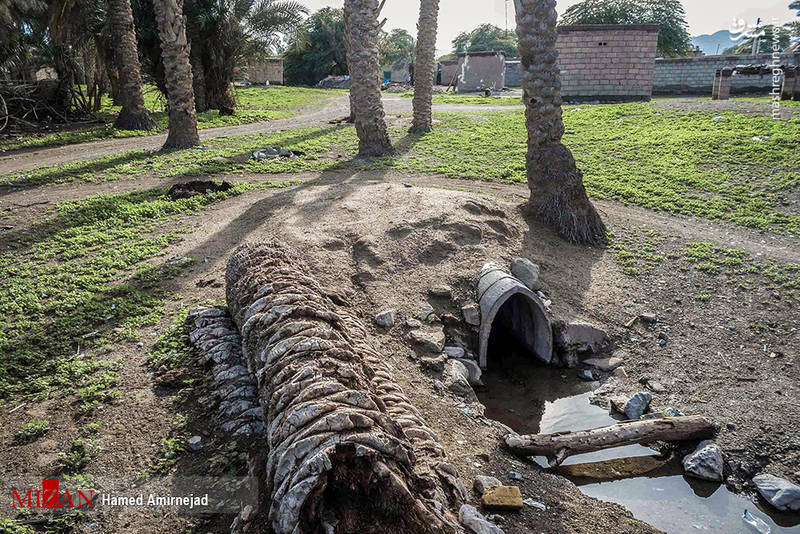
153;0;200;149
109;0;156;131
344;0;393;157
410;0;440;133
187;23;208;113
514;0;606;245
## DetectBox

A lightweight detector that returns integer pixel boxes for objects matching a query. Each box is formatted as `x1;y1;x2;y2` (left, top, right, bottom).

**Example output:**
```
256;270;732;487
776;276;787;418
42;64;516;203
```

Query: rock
462;304;480;326
374;310;395;328
415;303;435;322
647;380;666;393
444;346;466;359
429;285;453;299
456;358;484;386
554;320;610;357
473;475;502;495
481;486;524;511
682;440;724;482
624;392;653;420
459;504;504;534
421;354;447;373
406;318;423;329
188;435;202;451
507;471;523;482
410;329;445;353
511;257;542;290
578;369;596;381
609;396;629;414
583;356;624;372
444;360;477;401
639;313;658;324
753;474;800;512
612;366;628;379
523;498;546;511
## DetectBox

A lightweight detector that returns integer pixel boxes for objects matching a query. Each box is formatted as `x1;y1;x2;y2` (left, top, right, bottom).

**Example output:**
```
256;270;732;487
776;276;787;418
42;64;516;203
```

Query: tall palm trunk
153;0;200;149
109;0;156;130
410;0;440;133
343;0;393;156
187;24;208;113
514;0;605;245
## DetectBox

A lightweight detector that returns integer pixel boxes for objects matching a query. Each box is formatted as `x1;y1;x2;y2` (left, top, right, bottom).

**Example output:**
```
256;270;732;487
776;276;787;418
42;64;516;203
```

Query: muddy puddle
476;352;800;533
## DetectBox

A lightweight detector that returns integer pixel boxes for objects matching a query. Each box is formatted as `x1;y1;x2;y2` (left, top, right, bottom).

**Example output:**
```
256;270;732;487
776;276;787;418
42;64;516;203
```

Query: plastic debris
742;510;771;534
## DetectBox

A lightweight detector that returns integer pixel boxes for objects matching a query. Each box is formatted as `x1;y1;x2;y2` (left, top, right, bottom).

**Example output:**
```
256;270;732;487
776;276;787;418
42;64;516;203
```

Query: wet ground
476;348;800;534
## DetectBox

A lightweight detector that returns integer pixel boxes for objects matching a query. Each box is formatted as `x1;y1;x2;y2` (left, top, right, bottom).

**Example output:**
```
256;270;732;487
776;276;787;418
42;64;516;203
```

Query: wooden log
225;242;465;534
504;415;716;466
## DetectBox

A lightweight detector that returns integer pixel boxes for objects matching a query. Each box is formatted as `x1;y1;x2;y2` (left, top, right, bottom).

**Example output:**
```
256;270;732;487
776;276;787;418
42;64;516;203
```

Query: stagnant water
477;352;800;533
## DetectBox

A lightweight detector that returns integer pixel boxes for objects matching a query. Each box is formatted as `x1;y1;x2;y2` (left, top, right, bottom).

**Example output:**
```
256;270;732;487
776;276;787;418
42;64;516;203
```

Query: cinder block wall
653;54;800;95
555;24;660;102
241;59;284;85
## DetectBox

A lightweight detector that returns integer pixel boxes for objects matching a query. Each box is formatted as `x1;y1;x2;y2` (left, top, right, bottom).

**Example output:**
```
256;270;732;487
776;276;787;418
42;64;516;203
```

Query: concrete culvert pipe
477;262;553;369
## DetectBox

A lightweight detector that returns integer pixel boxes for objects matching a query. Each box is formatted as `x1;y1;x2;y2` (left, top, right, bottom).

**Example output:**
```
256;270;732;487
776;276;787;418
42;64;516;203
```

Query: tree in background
380;28;415;70
343;0;393;156
152;0;200;148
410;0;440;133
723;25;792;55
0;0;46;81
450;24;518;57
514;0;606;245
108;0;156;130
560;0;691;57
283;7;348;86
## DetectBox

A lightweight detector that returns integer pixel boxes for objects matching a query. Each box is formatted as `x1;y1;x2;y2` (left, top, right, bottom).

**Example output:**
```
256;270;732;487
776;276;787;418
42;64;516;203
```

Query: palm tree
153;0;200;148
108;0;156;130
343;0;393;156
410;0;439;133
514;0;605;245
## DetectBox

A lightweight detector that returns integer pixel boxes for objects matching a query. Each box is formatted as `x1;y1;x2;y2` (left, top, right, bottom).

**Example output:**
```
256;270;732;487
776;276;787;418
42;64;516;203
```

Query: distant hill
691;30;738;56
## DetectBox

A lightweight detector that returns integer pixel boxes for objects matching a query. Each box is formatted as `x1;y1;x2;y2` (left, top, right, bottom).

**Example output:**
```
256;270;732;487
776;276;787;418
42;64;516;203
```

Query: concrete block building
240;58;284;85
456;51;506;93
555;24;660;102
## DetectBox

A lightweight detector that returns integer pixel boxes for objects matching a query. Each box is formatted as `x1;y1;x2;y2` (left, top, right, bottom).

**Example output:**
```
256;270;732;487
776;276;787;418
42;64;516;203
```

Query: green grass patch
0;181;270;401
0;86;345;152
399;92;523;106
147;308;192;371
683;241;800;298
607;228;665;276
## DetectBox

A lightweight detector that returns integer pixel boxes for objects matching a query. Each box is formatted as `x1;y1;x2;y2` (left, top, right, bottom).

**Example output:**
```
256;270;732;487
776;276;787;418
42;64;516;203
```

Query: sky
300;0;797;55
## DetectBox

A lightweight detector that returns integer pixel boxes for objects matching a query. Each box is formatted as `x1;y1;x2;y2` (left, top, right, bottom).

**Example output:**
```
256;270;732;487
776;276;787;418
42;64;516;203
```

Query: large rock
473;475;502;495
554;320;610;357
481;486;523;511
624;392;653;420
459;504;504;534
511;257;542;290
753;474;800;512
444;360;477;401
682;440;724;482
410;329;445;353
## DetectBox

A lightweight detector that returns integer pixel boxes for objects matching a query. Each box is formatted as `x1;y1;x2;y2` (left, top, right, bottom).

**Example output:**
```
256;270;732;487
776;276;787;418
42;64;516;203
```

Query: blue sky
301;0;797;55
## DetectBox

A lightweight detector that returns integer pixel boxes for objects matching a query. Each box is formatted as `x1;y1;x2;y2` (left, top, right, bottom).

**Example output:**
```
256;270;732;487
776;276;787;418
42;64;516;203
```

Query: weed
14;419;50;444
57;439;97;472
147;308;192;370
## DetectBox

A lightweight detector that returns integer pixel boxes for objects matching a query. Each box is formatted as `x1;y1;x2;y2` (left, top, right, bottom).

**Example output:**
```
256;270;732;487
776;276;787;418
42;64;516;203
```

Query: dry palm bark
108;0;156;130
514;0;606;245
187;24;208;113
153;0;201;148
410;0;440;133
505;415;716;466
226;242;465;534
344;0;394;156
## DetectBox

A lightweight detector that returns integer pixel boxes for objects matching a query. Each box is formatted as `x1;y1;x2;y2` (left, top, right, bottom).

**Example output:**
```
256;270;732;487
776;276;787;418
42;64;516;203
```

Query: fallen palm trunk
226;242;465;534
505;415;715;466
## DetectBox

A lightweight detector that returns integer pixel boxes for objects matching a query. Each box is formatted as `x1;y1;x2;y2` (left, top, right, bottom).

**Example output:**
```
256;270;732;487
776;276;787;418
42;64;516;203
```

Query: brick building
555;24;660;102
